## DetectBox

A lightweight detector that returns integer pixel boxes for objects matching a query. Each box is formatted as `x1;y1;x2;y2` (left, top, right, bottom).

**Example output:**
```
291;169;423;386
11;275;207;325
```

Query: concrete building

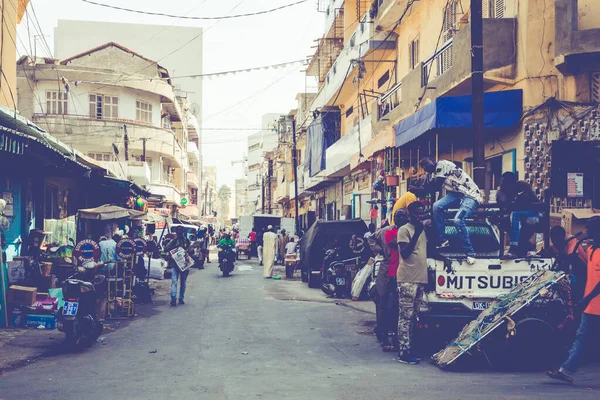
245;114;280;215
202;166;217;217
53;20;204;202
279;0;600;227
16;42;197;212
234;178;247;218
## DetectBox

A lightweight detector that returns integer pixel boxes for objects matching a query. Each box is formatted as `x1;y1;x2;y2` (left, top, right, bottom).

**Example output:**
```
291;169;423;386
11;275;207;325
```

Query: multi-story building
288;0;600;227
202;166;217;217
245;114;280;215
234;178;248;218
53;20;204;209
16;42;194;211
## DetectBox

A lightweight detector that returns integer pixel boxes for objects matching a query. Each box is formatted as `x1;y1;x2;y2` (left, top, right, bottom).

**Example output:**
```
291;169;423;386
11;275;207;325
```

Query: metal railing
378;82;401;120
422;39;454;87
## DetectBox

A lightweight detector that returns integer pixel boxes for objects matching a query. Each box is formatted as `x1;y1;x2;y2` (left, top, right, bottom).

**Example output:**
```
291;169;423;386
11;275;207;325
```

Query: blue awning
395;89;523;147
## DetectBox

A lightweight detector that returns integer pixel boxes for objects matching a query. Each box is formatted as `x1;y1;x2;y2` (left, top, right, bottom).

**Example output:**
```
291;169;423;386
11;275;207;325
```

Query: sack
351;261;374;299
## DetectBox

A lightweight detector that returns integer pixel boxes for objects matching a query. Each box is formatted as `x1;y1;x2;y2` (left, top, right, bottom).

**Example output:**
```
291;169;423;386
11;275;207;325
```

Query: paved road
0;258;598;400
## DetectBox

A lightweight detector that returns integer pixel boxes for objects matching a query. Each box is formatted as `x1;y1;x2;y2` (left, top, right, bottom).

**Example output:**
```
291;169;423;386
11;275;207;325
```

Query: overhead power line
80;0;308;20
172;59;306;79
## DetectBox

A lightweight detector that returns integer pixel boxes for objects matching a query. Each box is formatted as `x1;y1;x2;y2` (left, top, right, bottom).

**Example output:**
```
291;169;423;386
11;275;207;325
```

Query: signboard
116;239;136;259
181;197;188;205
73;239;100;263
2;192;14;217
133;237;148;256
567;173;584;198
169;247;190;272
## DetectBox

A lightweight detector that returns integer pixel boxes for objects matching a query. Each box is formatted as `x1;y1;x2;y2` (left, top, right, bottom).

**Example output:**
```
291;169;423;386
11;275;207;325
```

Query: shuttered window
46;91;68;115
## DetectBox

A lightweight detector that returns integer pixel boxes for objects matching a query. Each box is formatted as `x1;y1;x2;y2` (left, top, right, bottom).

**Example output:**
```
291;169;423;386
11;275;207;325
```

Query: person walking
257;228;265;266
249;228;257;257
164;226;191;307
279;229;290;265
420;156;482;265
546;217;600;384
396;202;428;364
263;225;277;278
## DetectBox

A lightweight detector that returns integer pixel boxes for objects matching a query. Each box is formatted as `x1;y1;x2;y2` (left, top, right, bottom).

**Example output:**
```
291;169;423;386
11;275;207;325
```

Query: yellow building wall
578;0;600;30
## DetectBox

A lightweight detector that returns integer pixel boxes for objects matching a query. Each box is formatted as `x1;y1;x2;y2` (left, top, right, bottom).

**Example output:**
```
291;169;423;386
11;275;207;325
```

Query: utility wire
80;0;307;20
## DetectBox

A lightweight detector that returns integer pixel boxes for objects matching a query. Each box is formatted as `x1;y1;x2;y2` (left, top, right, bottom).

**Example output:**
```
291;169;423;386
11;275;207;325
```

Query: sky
16;0;324;191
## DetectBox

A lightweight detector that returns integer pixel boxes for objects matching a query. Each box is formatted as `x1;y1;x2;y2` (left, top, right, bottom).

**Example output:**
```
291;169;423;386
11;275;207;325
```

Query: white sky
17;0;323;190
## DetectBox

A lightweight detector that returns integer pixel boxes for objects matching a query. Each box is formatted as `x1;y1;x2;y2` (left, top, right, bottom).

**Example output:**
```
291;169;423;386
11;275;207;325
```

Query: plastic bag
351;259;374;299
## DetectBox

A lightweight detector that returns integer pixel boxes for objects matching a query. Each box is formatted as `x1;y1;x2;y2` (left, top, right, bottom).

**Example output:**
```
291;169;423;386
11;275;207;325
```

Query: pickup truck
416;211;555;355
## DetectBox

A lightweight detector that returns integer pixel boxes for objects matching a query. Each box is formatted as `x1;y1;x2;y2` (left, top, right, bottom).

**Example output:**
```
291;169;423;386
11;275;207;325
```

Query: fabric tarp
78;204;146;220
307;111;341;177
395;89;523;147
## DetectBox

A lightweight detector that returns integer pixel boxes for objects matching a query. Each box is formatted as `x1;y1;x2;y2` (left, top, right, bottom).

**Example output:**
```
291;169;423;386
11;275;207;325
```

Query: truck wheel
506;318;558;371
307;272;319;288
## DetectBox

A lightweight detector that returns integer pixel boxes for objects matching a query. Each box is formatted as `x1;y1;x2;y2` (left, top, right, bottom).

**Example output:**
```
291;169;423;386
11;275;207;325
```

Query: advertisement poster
2;192;14;217
567;173;584;198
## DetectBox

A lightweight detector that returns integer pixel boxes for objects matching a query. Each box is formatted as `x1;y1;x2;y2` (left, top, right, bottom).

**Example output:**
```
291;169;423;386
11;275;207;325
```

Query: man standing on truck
396;202;428;364
419;156;482;265
546;217;600;384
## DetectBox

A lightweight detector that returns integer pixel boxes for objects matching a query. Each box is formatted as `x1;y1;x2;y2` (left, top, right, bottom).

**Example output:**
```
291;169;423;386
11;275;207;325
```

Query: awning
78;204;146;220
395;89;523;147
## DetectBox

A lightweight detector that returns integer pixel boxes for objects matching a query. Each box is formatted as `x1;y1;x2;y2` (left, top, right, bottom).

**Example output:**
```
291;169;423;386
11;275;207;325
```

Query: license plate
473;301;488;311
63;301;79;316
336;278;346;286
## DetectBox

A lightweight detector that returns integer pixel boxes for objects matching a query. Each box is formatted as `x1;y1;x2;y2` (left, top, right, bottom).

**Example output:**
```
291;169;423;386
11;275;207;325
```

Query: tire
64;320;83;351
307;271;319;288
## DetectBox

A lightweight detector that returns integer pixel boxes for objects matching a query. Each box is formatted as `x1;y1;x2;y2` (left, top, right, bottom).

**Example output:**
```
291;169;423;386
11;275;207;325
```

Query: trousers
171;267;190;301
397;282;425;353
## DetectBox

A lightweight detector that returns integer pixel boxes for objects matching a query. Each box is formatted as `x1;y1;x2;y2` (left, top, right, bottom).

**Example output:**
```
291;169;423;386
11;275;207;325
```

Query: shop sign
343;178;355;194
133;237;148;256
357;173;370;191
116;239;137;259
73;239;100;263
567;173;584;198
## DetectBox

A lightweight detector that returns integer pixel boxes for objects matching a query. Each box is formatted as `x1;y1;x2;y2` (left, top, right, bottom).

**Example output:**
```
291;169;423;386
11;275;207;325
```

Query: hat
267;225;273;230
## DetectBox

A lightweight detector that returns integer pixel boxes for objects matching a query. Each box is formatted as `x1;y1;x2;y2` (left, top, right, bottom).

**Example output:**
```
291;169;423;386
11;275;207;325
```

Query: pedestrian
391;185;427;225
164;226;191;307
396;201;428;364
279;229;289;265
370;205;379;224
364;223;376;239
249;228;257;257
263;225;277;278
370;208;409;351
99;233;120;272
420;156;482;265
257;228;265;266
546;217;600;384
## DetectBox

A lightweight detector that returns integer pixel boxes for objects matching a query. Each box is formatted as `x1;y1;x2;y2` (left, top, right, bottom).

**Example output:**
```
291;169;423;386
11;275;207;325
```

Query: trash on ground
96;337;106;343
149;350;158;354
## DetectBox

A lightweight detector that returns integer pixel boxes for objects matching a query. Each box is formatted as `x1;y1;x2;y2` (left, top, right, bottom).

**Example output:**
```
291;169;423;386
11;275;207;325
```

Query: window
378;70;390;88
484;0;505;18
87;153;112;161
409;37;420;70
591;72;600;103
89;94;118;119
136;100;153;124
46;91;68;115
345;106;354;118
442;0;459;41
45;185;59;220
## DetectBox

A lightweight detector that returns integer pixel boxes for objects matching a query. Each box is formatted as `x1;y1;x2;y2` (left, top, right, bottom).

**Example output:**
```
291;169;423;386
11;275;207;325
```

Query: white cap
268;225;273;230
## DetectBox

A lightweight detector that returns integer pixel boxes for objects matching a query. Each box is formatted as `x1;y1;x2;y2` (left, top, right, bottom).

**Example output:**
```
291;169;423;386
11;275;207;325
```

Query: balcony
324;115;373;177
275;180;290;203
128;161;152;186
374;0;410;29
187;141;200;161
187;171;199;189
31;114;186;168
555;0;600;74
147;182;181;204
377;18;517;128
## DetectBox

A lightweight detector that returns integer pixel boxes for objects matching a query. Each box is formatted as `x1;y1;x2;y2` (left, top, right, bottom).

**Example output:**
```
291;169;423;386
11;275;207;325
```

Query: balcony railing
422;39;454;87
378;82;401;120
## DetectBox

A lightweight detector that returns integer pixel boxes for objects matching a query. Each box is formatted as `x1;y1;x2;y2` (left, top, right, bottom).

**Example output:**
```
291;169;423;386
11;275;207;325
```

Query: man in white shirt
285;238;297;255
420;156;482;264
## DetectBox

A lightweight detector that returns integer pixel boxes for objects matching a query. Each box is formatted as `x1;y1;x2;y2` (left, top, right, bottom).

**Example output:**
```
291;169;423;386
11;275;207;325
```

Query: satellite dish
190;103;200;117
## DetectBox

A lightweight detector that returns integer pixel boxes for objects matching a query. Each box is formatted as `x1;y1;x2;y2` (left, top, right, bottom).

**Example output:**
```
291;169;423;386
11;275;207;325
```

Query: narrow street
0;255;598;400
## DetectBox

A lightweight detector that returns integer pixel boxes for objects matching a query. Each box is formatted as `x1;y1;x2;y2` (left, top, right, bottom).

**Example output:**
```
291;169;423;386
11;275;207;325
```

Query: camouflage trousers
397;282;425;353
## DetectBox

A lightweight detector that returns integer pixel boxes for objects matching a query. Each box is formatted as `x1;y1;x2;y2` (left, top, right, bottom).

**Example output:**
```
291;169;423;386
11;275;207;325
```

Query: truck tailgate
432;258;553;300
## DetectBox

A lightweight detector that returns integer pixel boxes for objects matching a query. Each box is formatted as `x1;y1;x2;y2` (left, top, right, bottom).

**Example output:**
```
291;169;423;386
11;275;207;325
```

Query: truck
239;215;296;239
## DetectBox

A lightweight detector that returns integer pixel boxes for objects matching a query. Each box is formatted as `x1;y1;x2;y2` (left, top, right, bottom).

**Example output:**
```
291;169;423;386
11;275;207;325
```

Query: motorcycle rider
164;226;191;307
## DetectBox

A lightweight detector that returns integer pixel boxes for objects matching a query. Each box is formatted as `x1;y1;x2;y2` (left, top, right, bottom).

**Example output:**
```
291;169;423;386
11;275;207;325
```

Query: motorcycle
190;237;208;269
57;261;106;350
321;247;370;298
218;245;235;277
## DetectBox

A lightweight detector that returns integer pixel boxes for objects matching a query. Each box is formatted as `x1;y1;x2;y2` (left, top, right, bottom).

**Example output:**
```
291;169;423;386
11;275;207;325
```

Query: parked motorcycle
321;247;371;298
218;245;235;277
57;261;106;350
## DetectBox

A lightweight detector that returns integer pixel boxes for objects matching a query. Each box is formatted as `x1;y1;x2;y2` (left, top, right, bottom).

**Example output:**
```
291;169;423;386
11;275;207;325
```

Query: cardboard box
7;285;37;306
7;258;28;285
32;293;59;312
23;314;57;330
561;208;600;237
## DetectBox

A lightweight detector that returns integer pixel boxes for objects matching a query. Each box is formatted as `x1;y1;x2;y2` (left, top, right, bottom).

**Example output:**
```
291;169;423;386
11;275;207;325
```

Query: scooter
321;248;370;298
57;261;106;350
218;245;235;277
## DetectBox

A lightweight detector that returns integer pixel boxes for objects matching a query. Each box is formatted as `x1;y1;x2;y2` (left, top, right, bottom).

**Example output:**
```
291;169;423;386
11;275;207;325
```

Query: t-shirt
433;160;483;203
396;223;428;284
370;208;378;219
285;242;297;255
391;192;418;225
584;247;600;316
385;227;399;277
249;231;257;242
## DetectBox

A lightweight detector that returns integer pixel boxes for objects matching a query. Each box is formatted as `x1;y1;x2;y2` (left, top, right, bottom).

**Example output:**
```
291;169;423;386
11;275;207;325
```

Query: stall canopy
78;204;146;220
307;110;341;177
394;89;523;147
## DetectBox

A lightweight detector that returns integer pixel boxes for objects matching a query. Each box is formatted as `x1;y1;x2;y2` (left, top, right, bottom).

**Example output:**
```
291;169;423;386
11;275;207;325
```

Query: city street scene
1;0;600;399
